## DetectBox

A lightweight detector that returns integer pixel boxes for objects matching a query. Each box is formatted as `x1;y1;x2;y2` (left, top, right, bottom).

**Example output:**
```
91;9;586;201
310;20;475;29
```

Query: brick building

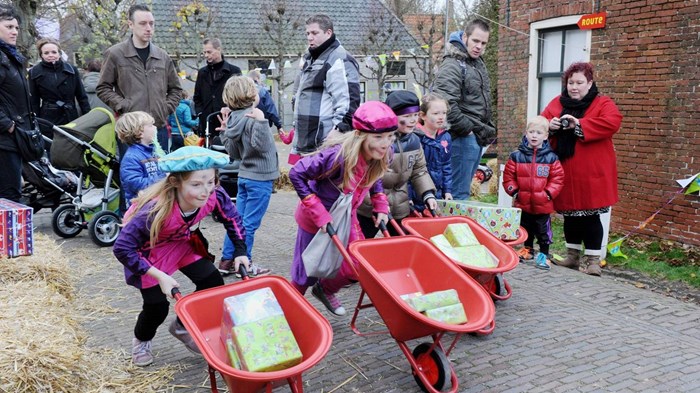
497;0;699;246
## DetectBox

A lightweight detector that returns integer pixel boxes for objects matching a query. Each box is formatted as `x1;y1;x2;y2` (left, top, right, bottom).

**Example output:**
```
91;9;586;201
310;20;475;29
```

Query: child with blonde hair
217;76;277;277
289;101;395;316
113;146;249;367
503;115;565;270
116;111;166;207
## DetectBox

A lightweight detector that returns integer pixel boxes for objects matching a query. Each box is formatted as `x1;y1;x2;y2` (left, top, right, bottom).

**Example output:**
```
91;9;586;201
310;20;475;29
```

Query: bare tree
253;0;305;122
383;0;428;21
358;3;407;101
67;0;133;63
168;0;219;78
405;7;445;93
6;0;39;55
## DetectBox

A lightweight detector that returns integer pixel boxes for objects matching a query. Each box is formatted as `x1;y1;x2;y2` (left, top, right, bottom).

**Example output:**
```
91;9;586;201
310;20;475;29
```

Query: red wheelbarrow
402;216;519;302
338;234;496;393
173;273;333;393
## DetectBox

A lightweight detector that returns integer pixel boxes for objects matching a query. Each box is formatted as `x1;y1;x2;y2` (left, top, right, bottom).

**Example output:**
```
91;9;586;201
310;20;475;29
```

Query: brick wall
498;0;700;245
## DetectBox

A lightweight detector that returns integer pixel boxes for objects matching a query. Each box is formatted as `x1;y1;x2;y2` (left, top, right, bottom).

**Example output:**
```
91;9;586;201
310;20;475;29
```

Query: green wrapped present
422;303;468;324
231;314;303;372
437;200;522;241
405;289;460;312
225;338;242;369
453;245;498;268
443;223;479;247
221;287;283;343
430;234;462;261
400;292;423;301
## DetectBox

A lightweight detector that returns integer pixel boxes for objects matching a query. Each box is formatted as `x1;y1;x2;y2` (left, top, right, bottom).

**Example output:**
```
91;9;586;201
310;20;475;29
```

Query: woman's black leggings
563;214;604;253
134;258;224;341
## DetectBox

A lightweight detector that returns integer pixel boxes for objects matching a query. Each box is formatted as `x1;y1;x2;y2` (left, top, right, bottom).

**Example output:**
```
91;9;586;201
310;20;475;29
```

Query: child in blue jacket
411;93;453;212
116;111;166;208
168;90;199;152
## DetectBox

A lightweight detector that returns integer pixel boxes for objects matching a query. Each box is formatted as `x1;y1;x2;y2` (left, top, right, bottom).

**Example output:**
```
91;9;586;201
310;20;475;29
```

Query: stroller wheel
412;342;452;392
88;211;121;247
52;205;84;238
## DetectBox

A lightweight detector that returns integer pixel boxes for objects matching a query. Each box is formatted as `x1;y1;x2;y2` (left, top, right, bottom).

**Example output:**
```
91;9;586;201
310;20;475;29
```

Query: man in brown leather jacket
97;3;182;153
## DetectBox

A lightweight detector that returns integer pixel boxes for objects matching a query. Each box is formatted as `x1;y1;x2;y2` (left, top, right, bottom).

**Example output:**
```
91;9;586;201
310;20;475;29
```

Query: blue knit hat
157;146;229;173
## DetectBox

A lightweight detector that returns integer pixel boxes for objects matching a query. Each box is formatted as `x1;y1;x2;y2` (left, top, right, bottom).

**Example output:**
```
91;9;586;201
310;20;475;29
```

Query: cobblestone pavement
35;190;700;393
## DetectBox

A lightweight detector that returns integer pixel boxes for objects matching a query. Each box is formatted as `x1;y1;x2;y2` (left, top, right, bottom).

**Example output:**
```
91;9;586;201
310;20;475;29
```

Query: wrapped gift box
422;303;468;324
220;287;283;343
225;338;242;369
453;245;498;268
430;234;462;261
231;314;303;372
0;199;34;258
438;199;521;241
443;223;479;247
405;289;460;312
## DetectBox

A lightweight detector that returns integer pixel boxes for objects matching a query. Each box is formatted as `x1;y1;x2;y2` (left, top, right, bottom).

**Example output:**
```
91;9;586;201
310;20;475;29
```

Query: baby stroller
20;157;78;213
42;107;122;247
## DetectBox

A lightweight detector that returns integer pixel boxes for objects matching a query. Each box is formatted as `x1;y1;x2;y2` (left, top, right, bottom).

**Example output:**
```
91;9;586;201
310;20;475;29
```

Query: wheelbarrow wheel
493;274;505;298
88;210;121;247
52;205;84;238
412;342;451;392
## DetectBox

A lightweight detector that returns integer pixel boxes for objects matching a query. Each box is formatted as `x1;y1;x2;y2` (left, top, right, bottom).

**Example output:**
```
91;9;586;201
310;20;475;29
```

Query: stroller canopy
51;108;117;171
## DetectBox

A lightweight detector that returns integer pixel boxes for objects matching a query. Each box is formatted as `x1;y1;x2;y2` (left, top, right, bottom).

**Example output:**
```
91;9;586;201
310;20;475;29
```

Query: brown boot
552;248;580;270
582;255;602;276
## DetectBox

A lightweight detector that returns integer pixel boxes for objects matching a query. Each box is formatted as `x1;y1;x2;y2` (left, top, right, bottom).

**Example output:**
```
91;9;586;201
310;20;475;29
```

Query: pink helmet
352;101;398;133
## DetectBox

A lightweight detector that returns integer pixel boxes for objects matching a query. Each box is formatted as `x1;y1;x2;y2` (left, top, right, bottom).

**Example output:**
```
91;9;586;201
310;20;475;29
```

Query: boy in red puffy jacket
503;116;564;270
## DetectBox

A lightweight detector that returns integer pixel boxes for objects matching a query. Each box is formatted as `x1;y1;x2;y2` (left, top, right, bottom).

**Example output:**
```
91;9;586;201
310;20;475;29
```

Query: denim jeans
450;133;483;200
221;178;274;260
157;126;170;153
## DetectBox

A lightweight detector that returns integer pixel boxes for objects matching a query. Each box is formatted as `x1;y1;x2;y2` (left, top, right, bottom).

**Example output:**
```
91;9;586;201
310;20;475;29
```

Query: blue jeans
450;133;482;200
221;178;274;260
157;126;170;153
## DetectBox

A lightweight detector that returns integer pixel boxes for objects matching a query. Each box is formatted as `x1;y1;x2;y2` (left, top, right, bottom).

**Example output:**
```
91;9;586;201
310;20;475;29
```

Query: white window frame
527;16;591;119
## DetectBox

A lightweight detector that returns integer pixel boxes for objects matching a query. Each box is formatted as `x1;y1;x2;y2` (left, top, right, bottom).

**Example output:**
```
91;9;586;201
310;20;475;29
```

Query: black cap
385;90;420;116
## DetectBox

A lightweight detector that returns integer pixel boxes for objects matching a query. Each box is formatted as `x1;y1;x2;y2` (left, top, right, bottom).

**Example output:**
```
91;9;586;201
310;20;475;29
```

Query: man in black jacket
193;38;242;142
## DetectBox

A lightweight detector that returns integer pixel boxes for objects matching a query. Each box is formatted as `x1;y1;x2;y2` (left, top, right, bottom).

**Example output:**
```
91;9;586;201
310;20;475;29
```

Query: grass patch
546;215;700;289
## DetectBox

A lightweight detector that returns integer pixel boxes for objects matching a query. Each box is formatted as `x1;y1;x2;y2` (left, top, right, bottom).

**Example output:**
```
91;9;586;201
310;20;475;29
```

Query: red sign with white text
577;12;606;30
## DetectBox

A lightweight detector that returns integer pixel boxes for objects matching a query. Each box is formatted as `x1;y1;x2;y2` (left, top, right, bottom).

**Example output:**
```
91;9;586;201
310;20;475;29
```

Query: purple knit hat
352;101;398;133
385;90;420;116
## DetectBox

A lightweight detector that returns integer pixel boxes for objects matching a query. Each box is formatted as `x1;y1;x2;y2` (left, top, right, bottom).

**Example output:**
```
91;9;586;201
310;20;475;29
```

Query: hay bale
0;234;176;392
0;233;74;299
274;167;296;191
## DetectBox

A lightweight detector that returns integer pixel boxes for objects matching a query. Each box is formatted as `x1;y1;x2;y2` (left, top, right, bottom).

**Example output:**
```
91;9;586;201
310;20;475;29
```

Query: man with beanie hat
357;90;437;238
290;14;360;163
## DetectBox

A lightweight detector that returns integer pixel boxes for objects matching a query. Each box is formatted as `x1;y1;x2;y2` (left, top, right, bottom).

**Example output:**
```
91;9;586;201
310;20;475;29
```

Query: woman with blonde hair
288;101;396;316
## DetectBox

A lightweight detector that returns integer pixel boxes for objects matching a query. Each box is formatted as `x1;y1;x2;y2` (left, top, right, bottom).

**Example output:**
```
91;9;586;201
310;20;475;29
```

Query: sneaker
517;247;534;262
169;319;201;355
236;263;272;278
132;338;153;367
312;283;346;316
534;252;551;271
218;259;234;275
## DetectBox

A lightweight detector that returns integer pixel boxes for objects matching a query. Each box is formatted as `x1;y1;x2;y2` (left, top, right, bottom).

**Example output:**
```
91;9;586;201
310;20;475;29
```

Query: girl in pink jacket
113;146;249;367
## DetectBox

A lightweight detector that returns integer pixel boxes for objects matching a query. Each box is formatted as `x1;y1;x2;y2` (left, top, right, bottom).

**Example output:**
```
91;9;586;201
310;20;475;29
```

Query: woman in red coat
541;62;623;276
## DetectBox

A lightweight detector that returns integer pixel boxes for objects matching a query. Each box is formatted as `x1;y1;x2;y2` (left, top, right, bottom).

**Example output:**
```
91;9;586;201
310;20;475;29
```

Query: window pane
386;61;406;76
564;29;588;68
539;77;561;113
359;82;366;103
540;31;562;73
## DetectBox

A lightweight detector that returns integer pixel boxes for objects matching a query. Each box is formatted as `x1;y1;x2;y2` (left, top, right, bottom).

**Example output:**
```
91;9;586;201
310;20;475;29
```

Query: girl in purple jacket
289;101;395;317
113;146;249;367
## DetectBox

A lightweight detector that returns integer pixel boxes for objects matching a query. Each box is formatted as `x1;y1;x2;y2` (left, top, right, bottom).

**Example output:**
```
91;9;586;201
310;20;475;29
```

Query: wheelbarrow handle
378;219;389;234
428;208;438;218
326;223;360;277
171;287;182;301
326;223;337;237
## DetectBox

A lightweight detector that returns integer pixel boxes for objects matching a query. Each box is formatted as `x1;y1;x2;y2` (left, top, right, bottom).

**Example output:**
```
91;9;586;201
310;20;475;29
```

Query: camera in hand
560;118;570;129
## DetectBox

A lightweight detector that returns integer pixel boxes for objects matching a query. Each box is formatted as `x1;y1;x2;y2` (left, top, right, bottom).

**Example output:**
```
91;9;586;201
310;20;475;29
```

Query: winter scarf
308;34;336;60
0;40;25;64
556;82;599;160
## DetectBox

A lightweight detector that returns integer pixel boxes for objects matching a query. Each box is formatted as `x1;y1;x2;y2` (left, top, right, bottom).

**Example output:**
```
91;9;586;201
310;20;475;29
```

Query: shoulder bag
175;114;202;147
